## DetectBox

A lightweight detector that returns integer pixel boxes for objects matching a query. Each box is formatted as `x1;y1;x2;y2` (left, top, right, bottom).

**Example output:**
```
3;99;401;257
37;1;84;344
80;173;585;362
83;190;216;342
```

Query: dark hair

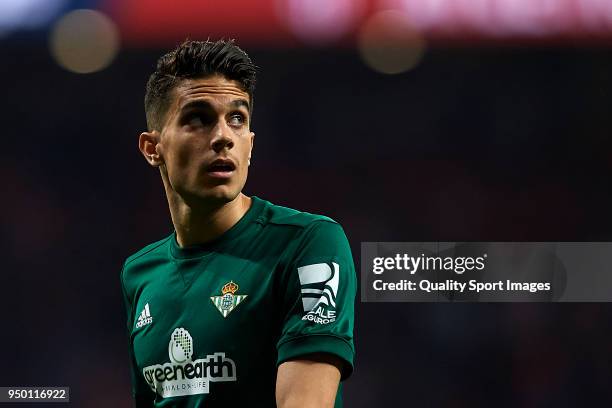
144;39;257;131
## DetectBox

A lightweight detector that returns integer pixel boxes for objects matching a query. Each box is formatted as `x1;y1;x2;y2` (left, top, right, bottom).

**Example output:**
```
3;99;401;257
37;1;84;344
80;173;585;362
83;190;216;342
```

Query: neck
166;189;252;248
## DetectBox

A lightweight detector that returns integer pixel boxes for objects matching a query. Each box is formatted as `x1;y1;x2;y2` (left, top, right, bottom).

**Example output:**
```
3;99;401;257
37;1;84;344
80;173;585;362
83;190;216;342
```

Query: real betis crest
210;281;248;318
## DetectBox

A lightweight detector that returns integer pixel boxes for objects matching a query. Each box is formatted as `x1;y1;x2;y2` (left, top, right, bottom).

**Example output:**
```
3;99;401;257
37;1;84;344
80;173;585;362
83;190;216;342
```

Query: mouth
205;158;236;179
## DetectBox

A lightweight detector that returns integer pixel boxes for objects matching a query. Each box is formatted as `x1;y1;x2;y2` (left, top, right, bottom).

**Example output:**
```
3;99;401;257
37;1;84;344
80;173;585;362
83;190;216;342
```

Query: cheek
174;147;192;169
238;147;252;174
169;139;203;171
239;138;253;158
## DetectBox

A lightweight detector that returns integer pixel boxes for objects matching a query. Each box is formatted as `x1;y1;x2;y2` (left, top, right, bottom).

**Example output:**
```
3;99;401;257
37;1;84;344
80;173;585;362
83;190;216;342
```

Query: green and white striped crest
210;282;248;318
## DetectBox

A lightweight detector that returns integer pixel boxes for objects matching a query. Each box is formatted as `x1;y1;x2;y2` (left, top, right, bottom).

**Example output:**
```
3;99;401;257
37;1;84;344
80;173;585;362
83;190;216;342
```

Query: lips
206;158;236;178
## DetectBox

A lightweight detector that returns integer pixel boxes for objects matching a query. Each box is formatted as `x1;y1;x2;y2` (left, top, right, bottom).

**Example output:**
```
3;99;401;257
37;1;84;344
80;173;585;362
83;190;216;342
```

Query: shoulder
256;197;351;259
123;234;172;267
258;197;340;232
120;234;173;287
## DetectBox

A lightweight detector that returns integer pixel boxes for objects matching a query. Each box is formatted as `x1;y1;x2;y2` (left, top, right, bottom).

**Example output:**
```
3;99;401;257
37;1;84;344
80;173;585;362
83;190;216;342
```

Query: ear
139;131;164;167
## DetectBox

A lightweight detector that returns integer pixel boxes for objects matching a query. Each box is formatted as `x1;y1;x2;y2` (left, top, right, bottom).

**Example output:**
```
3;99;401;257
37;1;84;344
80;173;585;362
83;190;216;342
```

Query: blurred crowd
1;44;612;406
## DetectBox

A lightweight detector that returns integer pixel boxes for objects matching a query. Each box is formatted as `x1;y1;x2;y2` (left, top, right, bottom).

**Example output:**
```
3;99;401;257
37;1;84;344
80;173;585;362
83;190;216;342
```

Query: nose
210;121;234;153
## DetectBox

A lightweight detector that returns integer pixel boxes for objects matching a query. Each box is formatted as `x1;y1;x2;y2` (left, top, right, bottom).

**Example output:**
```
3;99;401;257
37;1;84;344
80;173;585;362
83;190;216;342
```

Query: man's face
152;75;254;206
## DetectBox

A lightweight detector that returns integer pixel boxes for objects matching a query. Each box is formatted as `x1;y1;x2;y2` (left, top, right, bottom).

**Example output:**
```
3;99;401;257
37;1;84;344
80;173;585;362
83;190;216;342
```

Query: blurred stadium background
2;0;612;406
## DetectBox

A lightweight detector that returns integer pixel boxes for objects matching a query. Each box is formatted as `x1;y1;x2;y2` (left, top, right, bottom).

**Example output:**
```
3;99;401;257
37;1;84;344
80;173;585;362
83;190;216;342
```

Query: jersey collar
169;196;266;259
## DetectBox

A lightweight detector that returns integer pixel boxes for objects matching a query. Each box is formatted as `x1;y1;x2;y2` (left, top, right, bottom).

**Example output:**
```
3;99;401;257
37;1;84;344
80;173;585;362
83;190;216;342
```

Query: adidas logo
136;303;153;328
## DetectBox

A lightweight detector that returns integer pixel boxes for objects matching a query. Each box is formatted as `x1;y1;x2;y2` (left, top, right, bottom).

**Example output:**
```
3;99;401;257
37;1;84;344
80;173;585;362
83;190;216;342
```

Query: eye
187;115;205;128
229;112;246;127
183;112;214;129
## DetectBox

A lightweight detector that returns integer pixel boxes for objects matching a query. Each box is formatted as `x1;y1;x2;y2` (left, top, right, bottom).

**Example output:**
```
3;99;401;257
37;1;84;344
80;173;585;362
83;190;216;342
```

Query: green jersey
121;196;356;407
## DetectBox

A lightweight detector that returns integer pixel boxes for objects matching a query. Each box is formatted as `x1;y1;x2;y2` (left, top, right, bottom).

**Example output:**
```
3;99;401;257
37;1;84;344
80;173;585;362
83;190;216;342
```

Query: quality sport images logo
142;328;236;397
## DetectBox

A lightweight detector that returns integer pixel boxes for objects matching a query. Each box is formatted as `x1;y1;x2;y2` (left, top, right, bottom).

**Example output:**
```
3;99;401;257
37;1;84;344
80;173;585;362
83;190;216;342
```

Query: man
120;39;356;407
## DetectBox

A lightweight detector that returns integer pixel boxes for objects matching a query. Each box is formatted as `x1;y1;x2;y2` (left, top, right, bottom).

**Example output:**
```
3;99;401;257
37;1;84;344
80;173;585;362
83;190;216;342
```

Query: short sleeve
121;267;155;407
276;221;356;380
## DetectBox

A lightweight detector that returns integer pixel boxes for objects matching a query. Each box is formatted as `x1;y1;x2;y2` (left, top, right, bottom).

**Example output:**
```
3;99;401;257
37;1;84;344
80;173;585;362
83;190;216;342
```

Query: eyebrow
180;99;250;114
230;99;250;111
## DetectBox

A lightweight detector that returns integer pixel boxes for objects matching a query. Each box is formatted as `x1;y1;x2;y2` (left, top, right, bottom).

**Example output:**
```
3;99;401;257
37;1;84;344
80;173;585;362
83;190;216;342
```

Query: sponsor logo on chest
142;328;237;397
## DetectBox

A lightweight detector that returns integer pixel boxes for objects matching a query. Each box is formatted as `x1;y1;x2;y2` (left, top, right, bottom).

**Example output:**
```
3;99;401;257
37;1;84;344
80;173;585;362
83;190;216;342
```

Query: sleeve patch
297;262;339;324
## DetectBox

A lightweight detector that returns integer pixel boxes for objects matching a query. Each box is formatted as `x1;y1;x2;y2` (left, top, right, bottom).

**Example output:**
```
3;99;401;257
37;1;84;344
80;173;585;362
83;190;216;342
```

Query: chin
199;185;241;204
176;174;246;206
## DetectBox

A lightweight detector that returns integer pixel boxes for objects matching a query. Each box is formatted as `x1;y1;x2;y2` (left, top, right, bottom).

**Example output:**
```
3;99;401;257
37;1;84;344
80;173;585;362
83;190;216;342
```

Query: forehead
173;75;249;109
